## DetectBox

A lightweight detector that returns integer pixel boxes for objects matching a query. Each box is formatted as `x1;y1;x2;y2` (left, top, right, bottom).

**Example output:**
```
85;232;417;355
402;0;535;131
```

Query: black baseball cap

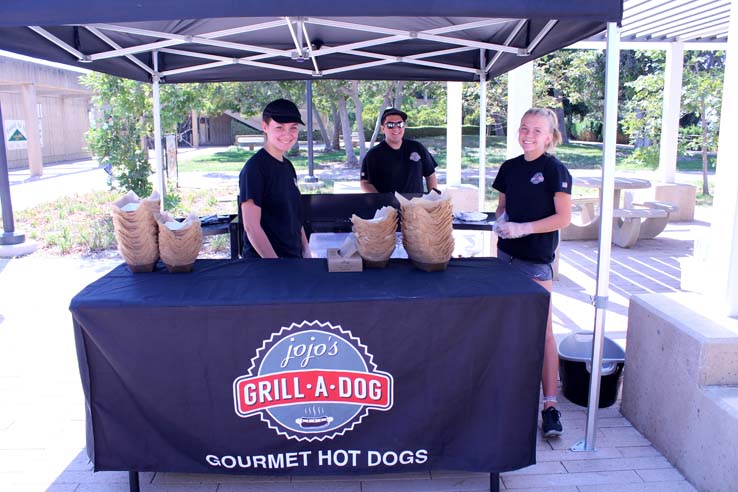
381;107;407;124
262;98;305;125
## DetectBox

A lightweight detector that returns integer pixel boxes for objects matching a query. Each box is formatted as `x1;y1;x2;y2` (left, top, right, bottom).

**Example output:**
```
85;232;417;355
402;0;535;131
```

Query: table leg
129;471;140;492
600;189;622;210
490;472;500;492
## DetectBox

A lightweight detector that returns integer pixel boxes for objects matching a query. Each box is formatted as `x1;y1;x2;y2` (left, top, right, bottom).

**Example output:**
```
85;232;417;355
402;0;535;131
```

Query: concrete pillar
443;81;478;210
62;96;72;157
705;1;738;316
658;43;684;184
20;84;43;176
506;62;534;159
191;110;199;148
446;81;463;187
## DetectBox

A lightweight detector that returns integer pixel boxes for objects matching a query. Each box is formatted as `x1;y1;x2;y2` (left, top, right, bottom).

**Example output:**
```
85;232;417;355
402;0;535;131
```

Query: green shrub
368;125;480;139
79;219;116;252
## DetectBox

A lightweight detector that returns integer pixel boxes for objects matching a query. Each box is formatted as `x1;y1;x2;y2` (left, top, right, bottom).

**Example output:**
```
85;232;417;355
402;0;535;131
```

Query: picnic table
561;176;678;247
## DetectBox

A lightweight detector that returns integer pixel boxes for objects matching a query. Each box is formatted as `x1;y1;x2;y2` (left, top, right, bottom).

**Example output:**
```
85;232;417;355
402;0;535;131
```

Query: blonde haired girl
492;107;572;437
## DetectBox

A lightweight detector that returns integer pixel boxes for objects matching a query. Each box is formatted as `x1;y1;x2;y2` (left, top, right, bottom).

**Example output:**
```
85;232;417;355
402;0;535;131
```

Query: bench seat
612;207;667;219
563;196;678;247
571;197;599;223
235;135;262;150
633;201;679;239
561;197;600;241
612;206;669;248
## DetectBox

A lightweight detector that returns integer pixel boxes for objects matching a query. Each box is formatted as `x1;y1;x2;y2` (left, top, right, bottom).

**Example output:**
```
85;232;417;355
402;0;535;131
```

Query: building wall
1;56;92;169
197;113;233;146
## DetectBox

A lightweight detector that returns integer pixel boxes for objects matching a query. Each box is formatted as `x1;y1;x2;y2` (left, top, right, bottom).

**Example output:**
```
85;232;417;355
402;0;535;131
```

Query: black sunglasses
384;121;405;129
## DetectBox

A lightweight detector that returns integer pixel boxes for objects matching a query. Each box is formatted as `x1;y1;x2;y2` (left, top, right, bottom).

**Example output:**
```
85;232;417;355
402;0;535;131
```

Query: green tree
534;50;605;142
621;70;664;162
313;80;358;165
463;78;507;135
82;73;153;197
617;50;667;163
83;72;215;198
681;51;724;195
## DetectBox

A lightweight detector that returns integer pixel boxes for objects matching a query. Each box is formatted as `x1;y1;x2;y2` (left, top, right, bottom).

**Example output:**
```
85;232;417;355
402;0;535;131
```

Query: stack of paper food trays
155;212;203;273
351;206;398;268
396;191;454;272
111;191;160;272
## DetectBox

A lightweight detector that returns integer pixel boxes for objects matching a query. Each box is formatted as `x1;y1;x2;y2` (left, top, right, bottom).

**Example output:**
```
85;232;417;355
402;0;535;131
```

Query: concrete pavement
4;159;110;211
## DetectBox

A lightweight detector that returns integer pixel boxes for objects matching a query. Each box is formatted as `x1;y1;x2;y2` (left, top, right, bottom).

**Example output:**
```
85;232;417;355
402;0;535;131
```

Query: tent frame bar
20;16;548;81
87;26;156;75
486;19;528;71
28;26;87;60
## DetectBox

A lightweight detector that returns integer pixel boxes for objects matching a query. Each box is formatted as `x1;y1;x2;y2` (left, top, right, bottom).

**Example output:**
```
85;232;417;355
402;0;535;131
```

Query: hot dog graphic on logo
233;321;394;441
295;406;334;429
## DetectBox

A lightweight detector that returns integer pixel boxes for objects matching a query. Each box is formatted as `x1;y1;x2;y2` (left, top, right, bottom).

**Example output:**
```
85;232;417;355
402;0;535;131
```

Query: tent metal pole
572;21;620;452
305;79;318;183
478;50;487;212
0;101;26;245
128;471;140;492
152;50;165;209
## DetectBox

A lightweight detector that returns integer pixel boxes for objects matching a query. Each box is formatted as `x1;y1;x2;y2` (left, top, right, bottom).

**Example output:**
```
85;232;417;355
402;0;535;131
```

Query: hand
302;245;313;259
492;212;507;236
496;221;534;239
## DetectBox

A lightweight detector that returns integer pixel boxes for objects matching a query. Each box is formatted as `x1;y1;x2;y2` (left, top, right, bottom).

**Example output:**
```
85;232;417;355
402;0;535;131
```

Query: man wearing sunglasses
360;107;438;193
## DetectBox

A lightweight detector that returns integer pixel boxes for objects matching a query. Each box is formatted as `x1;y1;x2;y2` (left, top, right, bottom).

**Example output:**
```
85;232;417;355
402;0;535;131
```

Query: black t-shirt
238;149;304;258
360;139;437;193
492;153;572;264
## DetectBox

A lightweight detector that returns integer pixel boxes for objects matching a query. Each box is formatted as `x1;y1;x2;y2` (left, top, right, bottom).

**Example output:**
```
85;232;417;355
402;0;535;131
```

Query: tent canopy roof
588;0;729;44
0;1;622;83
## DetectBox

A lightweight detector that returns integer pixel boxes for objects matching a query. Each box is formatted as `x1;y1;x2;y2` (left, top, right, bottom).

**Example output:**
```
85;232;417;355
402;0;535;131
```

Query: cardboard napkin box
327;248;363;272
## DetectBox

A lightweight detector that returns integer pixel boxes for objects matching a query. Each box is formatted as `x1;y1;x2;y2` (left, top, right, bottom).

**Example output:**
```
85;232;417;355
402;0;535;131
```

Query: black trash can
558;333;625;408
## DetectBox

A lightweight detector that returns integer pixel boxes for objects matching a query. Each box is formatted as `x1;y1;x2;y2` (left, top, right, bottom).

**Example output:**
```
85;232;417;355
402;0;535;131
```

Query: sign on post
164;134;177;183
4;120;27;150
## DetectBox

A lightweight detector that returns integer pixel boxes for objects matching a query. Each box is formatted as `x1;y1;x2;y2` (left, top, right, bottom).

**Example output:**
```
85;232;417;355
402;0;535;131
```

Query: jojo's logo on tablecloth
233;320;394;441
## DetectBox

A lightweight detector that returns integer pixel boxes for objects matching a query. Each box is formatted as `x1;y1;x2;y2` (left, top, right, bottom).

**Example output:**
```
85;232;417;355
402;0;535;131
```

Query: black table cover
70;258;549;475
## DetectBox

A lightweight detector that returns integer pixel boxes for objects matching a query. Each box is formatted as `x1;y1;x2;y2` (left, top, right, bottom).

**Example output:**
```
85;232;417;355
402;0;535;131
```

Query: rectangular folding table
70;257;549;491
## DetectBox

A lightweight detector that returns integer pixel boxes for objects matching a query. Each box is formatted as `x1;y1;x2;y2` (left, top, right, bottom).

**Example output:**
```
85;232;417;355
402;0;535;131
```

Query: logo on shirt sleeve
530;172;544;184
561;182;568;189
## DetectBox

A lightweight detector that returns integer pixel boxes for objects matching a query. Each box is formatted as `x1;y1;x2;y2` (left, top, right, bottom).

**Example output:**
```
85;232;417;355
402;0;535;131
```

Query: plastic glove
496;221;534;239
492;212;507;236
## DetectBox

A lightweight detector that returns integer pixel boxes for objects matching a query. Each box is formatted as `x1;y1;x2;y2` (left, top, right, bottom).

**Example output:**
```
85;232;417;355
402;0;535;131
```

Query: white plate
453;211;488;222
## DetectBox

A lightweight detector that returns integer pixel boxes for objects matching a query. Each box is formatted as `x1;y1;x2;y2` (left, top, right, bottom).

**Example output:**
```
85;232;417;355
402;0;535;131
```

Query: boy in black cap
360;107;438;194
238;98;311;258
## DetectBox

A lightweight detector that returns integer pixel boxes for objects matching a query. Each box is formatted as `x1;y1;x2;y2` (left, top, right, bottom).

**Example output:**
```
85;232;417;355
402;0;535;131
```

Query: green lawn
177;137;715;173
177;146;352;173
